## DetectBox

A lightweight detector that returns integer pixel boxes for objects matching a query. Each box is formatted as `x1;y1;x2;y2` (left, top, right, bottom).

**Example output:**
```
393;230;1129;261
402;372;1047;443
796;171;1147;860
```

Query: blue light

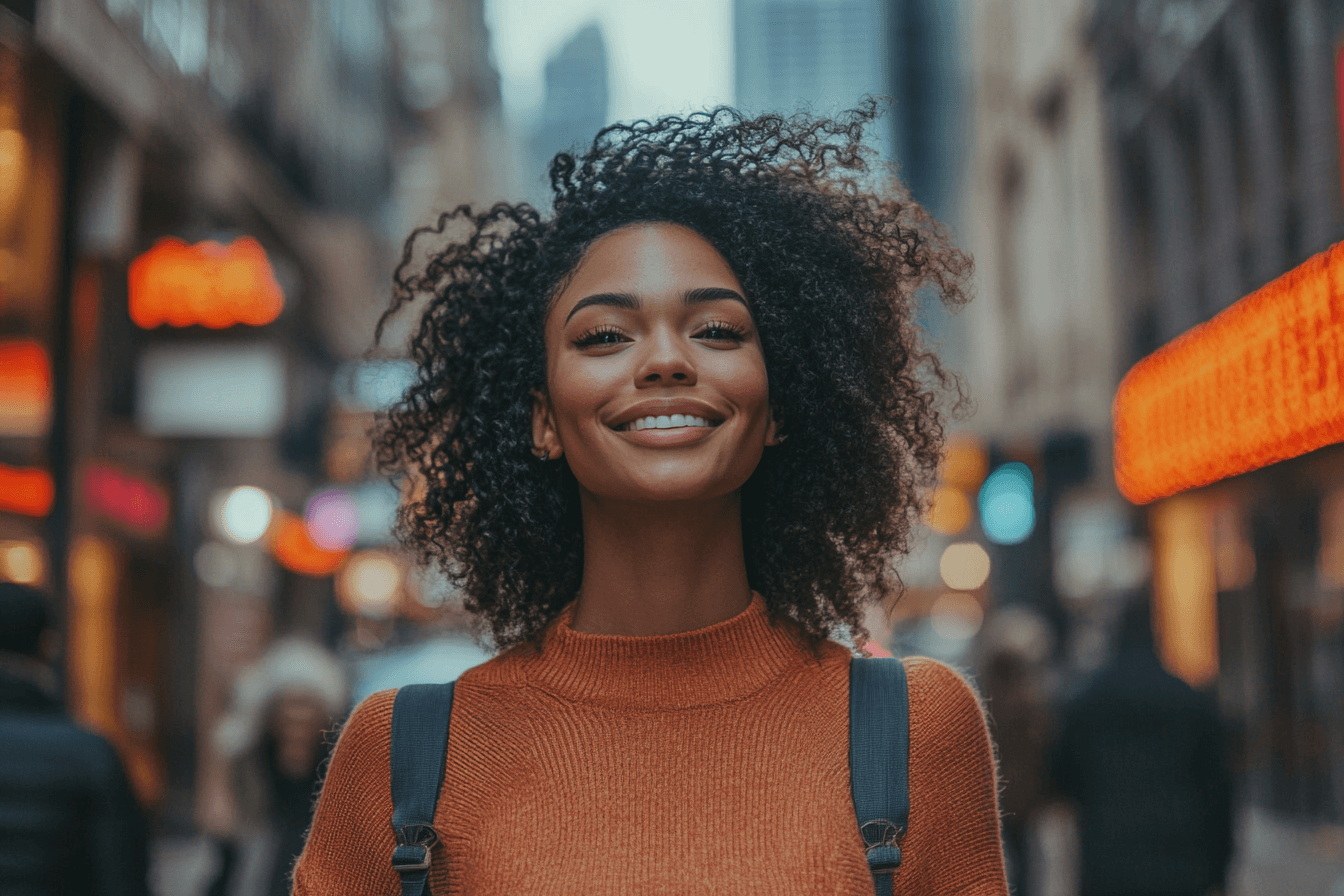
979;462;1036;545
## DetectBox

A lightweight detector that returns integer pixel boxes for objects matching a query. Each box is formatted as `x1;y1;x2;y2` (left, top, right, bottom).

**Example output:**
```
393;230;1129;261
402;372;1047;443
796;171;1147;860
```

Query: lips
608;400;726;432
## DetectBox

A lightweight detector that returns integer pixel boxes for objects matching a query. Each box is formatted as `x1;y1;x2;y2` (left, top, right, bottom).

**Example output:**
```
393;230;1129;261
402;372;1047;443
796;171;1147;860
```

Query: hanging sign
1114;241;1344;503
128;237;284;329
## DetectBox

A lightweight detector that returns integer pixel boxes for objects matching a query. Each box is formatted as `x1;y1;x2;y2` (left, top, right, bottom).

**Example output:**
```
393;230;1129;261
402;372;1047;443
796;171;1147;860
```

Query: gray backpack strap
390;682;456;896
849;657;910;896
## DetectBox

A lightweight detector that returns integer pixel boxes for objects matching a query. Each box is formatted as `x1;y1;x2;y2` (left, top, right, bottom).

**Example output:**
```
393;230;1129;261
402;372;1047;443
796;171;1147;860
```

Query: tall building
734;0;891;158
527;22;609;201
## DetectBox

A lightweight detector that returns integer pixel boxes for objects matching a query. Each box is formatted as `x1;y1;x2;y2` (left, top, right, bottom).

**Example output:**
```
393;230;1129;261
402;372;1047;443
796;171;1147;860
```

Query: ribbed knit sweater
293;595;1007;895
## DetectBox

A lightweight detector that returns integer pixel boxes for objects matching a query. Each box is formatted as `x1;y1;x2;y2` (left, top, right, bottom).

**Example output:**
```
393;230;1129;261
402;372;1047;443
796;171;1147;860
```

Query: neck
571;491;753;636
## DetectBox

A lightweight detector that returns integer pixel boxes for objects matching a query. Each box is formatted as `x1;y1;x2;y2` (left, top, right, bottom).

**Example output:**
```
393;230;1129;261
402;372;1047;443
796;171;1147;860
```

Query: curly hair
375;100;970;651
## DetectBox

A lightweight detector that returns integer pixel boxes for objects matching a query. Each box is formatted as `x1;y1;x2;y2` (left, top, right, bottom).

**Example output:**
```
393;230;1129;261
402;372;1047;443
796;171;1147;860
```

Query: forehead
557;222;742;301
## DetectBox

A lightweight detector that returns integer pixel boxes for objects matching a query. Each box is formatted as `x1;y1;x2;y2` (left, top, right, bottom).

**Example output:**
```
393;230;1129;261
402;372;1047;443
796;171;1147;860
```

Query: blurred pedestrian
293;103;1007;895
1048;591;1233;896
980;607;1054;895
205;638;348;896
0;581;150;896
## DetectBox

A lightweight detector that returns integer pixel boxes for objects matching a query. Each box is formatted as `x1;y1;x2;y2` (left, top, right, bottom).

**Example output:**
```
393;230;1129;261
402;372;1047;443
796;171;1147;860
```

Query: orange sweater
293;595;1007;895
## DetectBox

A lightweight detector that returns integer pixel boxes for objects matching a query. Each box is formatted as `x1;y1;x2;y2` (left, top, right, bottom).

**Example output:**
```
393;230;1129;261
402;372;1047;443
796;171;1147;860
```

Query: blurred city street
1;0;1343;893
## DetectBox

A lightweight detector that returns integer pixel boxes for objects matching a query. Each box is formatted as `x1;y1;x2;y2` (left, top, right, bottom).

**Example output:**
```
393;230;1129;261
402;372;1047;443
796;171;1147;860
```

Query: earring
539;450;550;462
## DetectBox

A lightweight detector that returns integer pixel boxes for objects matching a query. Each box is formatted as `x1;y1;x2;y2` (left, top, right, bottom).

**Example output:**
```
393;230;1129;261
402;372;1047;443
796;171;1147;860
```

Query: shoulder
337;687;398;749
900;656;991;751
903;656;984;711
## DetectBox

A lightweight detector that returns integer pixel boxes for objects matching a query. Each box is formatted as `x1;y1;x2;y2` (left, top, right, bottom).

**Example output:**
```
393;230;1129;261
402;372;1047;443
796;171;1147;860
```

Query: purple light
305;489;359;552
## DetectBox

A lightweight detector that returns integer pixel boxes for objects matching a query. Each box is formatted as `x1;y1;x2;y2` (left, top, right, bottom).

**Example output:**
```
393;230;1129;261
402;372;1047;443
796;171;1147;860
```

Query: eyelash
694;320;747;342
572;320;748;348
572;325;628;348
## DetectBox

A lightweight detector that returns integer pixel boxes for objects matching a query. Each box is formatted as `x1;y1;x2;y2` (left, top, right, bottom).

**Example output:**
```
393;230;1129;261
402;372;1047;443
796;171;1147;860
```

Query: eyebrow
564;287;750;324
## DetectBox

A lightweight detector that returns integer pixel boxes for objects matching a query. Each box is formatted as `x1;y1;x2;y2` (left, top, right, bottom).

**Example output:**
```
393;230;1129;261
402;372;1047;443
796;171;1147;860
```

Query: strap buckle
392;824;439;872
859;818;905;849
860;818;905;874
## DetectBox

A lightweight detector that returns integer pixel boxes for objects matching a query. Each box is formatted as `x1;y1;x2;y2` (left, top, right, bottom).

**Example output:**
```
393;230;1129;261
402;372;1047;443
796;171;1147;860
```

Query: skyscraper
528;22;610;202
734;0;891;157
733;0;963;218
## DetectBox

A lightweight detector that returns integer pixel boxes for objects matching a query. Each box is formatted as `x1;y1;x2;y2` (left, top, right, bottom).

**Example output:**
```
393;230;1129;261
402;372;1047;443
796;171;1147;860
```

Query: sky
484;0;735;126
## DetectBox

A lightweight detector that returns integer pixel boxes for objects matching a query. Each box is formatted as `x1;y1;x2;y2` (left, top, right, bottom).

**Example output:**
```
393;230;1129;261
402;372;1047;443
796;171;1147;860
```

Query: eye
573;325;630;348
694;320;748;343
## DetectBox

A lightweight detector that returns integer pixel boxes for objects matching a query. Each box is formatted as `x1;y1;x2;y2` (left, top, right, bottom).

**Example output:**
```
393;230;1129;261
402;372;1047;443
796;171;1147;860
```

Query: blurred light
926;485;971;536
128;236;283;329
193;541;238;589
337;551;403;619
1151;496;1219;687
334;359;417;410
939;542;991;591
0;540;44;585
137;343;286;438
929;592;984;641
979;463;1035;545
216;487;273;544
0;463;54;517
0;124;29;235
67;536;118;738
1114;242;1344;504
350;481;400;545
83;464;169;535
270;510;348;576
941;433;988;492
305;488;359;552
0;340;51;437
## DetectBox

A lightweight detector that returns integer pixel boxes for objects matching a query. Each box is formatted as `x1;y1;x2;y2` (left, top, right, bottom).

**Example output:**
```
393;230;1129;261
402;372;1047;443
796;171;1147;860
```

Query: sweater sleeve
292;689;403;896
901;658;1008;896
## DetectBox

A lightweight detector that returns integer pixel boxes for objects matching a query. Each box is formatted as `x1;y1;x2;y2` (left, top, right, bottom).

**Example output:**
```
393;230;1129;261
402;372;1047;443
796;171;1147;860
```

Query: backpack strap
390;682;456;896
849;657;910;896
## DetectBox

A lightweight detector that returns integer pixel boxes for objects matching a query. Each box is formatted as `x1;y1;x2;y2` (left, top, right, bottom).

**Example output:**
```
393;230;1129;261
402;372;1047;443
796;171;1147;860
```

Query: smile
617;414;721;432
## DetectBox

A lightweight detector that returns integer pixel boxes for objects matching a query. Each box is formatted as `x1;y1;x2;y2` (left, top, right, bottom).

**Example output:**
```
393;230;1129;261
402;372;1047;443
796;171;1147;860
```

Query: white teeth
626;414;713;431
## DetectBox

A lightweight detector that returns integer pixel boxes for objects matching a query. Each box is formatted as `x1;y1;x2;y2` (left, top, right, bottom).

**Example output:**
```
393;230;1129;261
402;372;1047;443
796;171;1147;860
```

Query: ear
531;391;564;460
764;408;785;447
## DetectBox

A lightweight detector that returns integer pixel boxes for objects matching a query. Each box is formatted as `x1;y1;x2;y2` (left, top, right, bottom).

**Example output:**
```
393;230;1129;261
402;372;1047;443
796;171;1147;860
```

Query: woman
208;639;347;896
293;103;1006;895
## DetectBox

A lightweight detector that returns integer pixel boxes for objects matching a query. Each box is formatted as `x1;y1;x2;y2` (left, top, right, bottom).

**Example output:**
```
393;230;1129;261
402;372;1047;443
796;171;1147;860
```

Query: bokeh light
216;486;273;544
979;462;1035;545
929;592;984;641
939;541;991;591
337;551;403;619
926;485;972;536
941;433;989;492
305;488;359;552
0;540;45;585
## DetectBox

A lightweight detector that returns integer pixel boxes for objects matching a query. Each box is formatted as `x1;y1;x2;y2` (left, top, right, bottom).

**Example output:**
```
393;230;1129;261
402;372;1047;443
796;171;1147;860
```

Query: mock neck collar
520;593;811;710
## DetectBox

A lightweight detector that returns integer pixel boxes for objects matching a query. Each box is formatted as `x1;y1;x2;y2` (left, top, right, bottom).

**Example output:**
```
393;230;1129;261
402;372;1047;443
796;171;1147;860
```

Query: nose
635;328;697;386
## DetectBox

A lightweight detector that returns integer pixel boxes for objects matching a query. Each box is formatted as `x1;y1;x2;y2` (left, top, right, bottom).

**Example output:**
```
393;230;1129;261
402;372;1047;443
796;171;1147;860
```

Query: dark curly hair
375;100;970;651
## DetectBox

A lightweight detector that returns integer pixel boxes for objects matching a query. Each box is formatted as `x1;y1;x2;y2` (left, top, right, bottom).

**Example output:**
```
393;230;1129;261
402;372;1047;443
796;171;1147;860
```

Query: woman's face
534;222;779;504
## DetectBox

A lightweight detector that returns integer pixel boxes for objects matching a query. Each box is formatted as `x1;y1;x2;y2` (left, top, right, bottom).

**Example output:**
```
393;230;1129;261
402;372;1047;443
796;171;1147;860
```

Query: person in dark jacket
1049;591;1234;896
0;581;150;896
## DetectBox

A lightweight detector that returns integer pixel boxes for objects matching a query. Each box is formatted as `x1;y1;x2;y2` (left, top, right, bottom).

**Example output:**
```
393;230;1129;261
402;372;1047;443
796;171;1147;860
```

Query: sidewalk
1228;807;1344;896
1027;804;1344;896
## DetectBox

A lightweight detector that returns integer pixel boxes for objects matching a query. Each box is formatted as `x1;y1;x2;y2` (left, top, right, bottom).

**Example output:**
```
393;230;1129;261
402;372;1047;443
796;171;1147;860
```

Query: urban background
1;0;1342;893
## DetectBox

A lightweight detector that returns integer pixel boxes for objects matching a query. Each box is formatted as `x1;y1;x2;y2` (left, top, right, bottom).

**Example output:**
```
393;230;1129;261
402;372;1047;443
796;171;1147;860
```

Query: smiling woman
292;103;1006;896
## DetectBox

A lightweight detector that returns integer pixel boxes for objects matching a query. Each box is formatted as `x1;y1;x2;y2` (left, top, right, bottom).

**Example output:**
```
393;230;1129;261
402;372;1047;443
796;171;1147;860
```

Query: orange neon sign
0;340;52;437
1114;241;1344;504
0;463;55;517
128;236;284;329
269;510;348;576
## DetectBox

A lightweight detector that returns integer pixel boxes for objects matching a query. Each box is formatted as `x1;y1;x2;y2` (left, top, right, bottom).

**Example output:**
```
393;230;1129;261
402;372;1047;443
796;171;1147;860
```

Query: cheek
546;357;619;436
716;352;771;417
